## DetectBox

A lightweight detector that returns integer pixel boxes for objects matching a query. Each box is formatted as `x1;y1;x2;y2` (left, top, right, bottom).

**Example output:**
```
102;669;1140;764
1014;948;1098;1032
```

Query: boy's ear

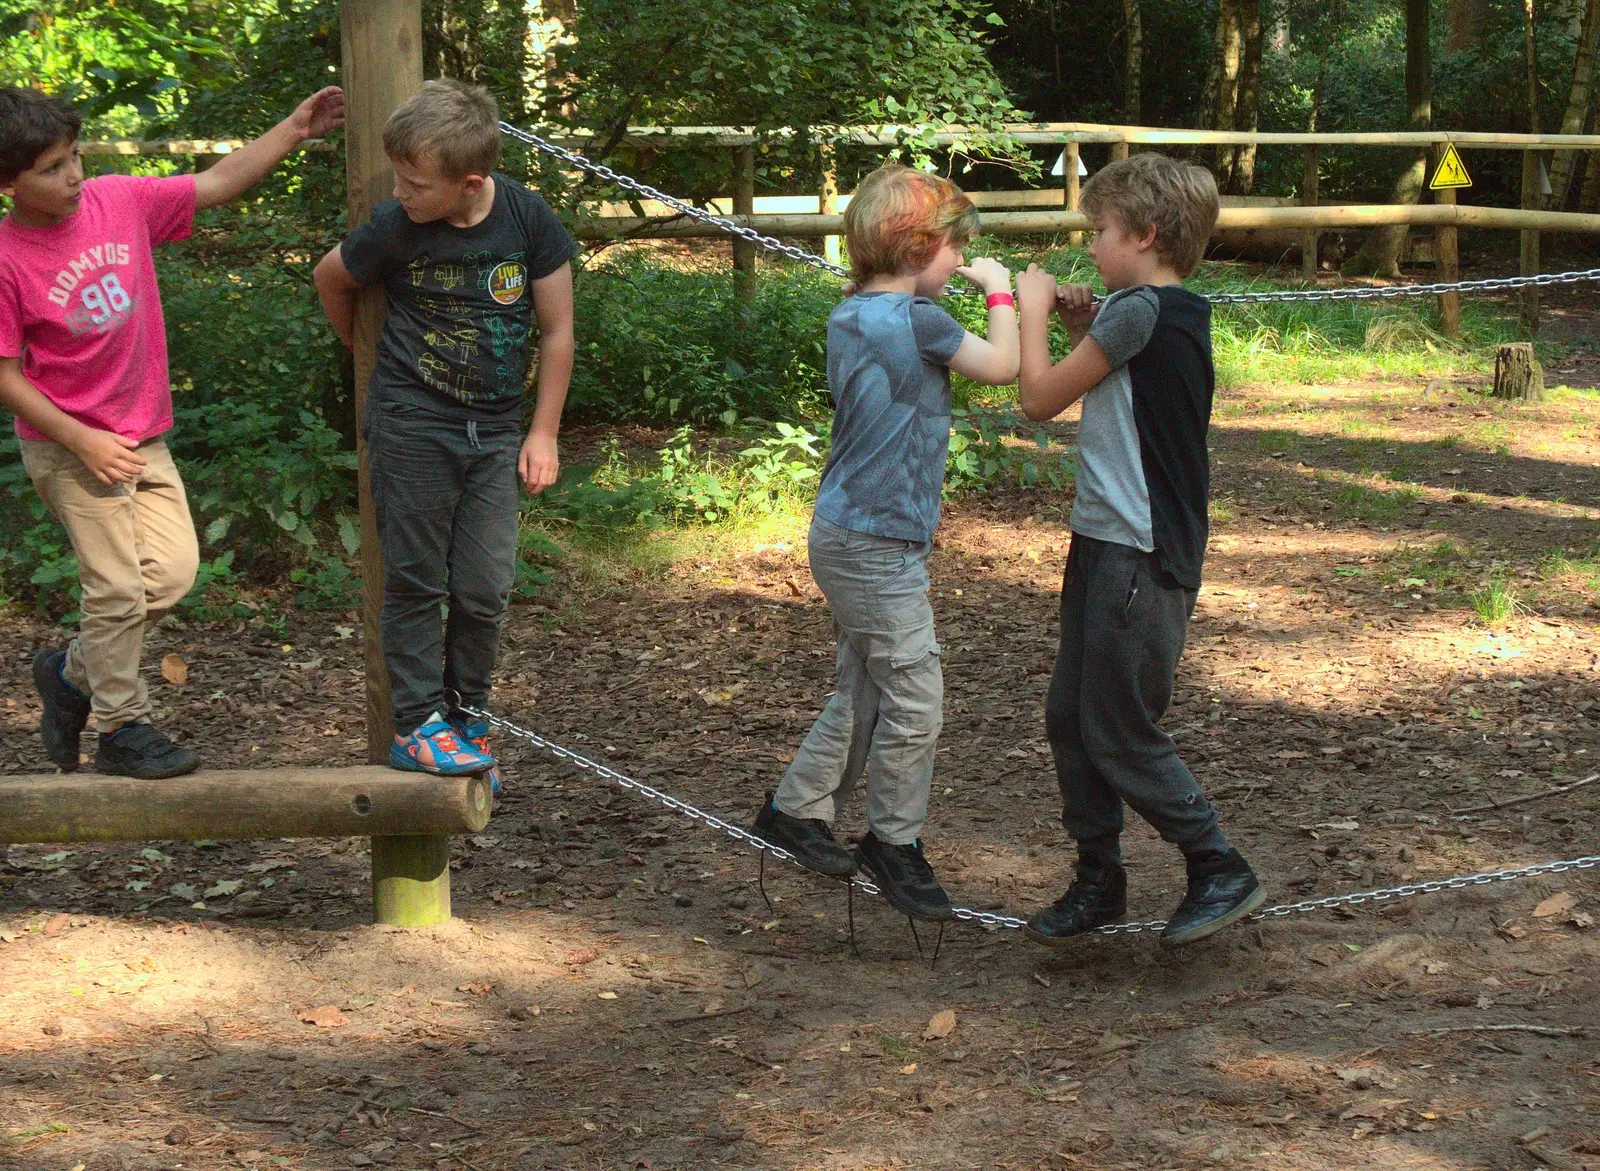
1136;223;1160;253
461;173;487;195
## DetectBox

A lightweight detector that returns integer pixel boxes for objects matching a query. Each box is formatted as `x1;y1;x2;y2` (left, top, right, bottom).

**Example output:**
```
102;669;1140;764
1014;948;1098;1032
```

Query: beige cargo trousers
20;437;198;734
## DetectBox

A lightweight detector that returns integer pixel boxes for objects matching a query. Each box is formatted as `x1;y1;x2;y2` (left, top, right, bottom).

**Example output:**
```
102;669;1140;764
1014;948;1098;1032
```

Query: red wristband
986;292;1015;309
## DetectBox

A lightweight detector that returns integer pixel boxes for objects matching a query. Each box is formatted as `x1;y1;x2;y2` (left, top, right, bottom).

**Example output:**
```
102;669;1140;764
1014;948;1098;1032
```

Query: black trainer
1024;856;1129;947
1161;848;1266;948
96;722;202;780
751;792;856;878
32;648;91;772
854;831;953;922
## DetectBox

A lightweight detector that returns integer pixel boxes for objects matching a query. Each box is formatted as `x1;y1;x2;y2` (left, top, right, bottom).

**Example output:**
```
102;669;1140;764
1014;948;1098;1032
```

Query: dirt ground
3;342;1599;1169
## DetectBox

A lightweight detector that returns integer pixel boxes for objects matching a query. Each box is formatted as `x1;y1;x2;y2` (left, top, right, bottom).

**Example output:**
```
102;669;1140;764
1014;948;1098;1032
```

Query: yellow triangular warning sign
1430;143;1472;190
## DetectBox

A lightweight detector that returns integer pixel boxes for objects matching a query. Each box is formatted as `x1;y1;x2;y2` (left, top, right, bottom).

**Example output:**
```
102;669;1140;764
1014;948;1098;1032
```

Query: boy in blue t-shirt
1015;152;1264;949
750;164;1018;922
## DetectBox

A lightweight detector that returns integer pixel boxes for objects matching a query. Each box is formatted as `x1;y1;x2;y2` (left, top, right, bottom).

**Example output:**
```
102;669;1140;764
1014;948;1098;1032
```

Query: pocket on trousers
888;625;942;671
1115;555;1146;628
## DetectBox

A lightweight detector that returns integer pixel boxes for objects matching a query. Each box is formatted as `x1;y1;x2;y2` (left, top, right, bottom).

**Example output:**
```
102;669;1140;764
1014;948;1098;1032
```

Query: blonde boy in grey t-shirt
749;165;1018;924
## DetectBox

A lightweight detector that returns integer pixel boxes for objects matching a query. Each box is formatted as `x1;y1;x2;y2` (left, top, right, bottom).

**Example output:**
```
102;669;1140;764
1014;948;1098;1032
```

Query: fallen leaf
899;1062;918;1074
160;654;188;686
169;883;199;901
346;994;378;1010
1533;891;1577;919
597;991;618;1000
457;981;493;995
295;1005;346;1028
42;913;70;936
922;1010;957;1040
203;880;242;899
1087;1032;1140;1058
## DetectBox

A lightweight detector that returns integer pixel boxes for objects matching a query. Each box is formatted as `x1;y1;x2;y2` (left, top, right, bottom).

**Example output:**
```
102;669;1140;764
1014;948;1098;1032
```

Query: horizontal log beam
574;203;1600;240
0;767;491;844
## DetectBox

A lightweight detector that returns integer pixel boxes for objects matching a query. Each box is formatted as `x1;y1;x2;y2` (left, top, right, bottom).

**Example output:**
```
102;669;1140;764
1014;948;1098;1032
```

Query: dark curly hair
0;87;81;184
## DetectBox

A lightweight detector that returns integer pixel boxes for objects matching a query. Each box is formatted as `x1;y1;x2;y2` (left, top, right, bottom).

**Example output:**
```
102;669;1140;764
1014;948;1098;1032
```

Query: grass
1328;480;1423;523
1471;577;1521;626
1541;547;1600;591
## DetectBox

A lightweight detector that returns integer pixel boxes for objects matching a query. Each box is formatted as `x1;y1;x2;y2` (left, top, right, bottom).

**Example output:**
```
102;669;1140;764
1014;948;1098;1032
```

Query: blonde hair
843;165;979;284
383;79;500;179
1079;153;1219;277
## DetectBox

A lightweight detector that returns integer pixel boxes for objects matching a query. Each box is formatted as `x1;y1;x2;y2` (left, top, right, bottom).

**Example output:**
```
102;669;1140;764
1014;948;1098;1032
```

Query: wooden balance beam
0;767;492;927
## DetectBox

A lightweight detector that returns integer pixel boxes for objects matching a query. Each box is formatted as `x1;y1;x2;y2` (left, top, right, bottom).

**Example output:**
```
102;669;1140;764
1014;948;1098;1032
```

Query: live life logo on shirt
47;242;140;337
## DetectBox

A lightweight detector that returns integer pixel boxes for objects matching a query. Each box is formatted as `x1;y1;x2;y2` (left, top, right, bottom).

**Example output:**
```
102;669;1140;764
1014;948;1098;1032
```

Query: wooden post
341;0;458;928
732;144;757;301
819;141;840;267
1066;139;1082;248
1521;148;1541;333
1493;341;1546;400
1110;139;1130;164
1434;144;1460;337
1300;144;1320;281
372;835;455;926
340;0;418;765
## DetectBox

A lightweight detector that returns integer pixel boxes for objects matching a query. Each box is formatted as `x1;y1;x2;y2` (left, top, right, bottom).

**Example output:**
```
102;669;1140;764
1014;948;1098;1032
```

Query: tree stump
1493;342;1546;401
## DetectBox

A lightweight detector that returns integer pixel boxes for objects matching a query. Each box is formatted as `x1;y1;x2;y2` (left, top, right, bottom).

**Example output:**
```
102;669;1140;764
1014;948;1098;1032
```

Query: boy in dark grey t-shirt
1014;153;1264;950
315;80;576;783
750;165;1018;924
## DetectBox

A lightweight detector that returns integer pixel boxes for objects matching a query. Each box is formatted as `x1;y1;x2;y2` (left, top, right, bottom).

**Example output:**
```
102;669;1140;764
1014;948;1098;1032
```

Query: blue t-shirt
812;291;966;543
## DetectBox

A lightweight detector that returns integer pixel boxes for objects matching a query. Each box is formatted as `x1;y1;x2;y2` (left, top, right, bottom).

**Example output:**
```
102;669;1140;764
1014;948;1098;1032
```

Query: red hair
843;165;979;283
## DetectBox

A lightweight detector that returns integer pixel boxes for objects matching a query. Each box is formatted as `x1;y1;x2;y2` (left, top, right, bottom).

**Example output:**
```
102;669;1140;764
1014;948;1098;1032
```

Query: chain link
505;121;1600;307
461;703;1598;937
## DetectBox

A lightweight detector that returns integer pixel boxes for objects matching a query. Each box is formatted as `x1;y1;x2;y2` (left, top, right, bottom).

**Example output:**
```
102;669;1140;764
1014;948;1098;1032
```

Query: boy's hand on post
289;87;345;142
1015;263;1058;314
955;257;1012;296
73;429;147;486
1054;282;1100;335
519;431;559;494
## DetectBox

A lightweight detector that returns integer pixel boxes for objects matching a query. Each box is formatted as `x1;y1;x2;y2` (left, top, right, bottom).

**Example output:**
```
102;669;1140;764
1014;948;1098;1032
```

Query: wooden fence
85;121;1600;332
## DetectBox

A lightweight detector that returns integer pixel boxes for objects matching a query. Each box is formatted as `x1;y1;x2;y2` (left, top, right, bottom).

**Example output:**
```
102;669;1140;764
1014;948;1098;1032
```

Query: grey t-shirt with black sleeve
812;291;968;543
340;173;578;422
1072;283;1215;588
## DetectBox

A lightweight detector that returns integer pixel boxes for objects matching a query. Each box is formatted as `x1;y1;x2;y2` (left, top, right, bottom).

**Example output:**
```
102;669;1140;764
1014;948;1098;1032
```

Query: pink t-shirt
0;173;196;442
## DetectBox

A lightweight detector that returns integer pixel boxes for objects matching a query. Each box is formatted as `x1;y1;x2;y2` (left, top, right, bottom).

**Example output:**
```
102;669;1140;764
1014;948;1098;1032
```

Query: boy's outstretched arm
1016;264;1110;422
947;257;1019;386
0;357;147;484
193;87;345;211
313;246;360;349
520;262;575;494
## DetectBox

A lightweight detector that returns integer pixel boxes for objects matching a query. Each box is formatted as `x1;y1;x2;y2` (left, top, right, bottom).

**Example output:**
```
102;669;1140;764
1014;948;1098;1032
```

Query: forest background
0;0;1592;619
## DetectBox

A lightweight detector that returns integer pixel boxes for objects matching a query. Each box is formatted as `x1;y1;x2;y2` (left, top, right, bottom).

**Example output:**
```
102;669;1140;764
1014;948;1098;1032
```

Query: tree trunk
1226;0;1264;195
1199;0;1244;181
1550;0;1600;208
1123;0;1142;124
1348;0;1431;277
1525;0;1542;140
1582;105;1600;210
1445;0;1489;51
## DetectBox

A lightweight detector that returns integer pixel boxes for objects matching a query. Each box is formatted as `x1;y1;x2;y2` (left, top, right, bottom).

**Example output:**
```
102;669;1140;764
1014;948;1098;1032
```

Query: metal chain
504;121;1600;307
461;703;1598;937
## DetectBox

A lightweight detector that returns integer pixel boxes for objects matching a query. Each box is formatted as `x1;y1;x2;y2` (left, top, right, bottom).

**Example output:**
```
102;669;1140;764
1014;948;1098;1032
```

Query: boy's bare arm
313;246;361;349
193;88;344;211
0;357;147;484
1016;266;1111;422
520;262;575;494
946;257;1019;386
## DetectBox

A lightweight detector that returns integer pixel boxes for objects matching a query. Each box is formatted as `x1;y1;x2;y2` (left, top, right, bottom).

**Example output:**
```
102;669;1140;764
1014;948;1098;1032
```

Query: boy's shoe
447;714;503;795
1161;848;1266;949
854;831;953;922
96;722;202;780
390;717;494;776
751;792;856;878
32;648;90;772
1023;857;1129;947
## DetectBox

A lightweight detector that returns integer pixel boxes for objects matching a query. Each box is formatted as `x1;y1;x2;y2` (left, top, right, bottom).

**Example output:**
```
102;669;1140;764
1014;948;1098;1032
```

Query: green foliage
570;258;832;424
1471;576;1520;626
946;408;1073;494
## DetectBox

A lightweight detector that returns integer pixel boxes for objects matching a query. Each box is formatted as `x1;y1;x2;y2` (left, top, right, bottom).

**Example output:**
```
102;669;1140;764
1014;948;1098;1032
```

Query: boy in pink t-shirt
0;85;343;778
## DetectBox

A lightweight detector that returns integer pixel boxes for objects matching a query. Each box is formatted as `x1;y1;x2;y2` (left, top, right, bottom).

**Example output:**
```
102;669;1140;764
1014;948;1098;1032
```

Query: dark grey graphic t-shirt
341;174;577;420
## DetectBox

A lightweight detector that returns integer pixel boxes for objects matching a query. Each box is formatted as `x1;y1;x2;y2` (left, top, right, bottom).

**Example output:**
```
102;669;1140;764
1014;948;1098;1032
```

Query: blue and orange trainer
390;715;495;776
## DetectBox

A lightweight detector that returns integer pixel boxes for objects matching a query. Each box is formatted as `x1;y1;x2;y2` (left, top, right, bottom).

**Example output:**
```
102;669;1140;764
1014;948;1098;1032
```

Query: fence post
1110;139;1130;164
1521;148;1541;333
819;141;840;267
733;143;757;302
1434;144;1460;337
1066;139;1082;248
1300;144;1319;282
